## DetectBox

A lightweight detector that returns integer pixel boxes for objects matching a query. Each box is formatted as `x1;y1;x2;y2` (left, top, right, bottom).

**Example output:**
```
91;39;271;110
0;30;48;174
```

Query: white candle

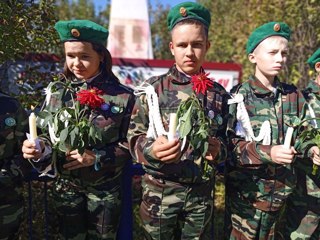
283;127;293;149
29;112;38;140
168;113;177;141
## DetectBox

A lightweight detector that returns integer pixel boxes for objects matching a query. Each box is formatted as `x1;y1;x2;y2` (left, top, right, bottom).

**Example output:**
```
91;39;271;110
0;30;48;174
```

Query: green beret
246;22;291;54
307;48;320;69
54;19;108;46
167;2;211;31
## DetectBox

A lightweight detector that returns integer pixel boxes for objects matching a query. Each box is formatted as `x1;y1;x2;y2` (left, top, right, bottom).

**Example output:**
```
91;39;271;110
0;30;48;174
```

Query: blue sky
93;0;196;12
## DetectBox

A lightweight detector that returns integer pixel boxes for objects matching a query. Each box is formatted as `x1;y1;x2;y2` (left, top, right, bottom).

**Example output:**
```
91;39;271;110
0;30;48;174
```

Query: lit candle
29;109;38;141
168;113;177;141
283;127;293;149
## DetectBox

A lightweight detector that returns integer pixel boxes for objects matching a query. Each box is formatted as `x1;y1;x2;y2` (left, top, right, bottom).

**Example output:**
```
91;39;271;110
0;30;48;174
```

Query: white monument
107;0;153;59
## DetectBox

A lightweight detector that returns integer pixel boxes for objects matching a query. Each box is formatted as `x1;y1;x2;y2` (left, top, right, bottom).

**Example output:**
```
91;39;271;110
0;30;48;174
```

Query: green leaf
58;141;68;153
177;105;193;138
70;126;79;146
37;111;50;119
59;127;69;142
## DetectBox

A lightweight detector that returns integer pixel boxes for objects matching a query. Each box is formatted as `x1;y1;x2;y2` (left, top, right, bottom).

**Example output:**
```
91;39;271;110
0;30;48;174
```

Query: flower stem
312;164;318;175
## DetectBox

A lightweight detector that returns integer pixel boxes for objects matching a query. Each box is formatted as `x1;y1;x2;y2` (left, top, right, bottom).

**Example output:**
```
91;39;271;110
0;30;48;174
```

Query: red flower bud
76;87;105;109
191;72;214;95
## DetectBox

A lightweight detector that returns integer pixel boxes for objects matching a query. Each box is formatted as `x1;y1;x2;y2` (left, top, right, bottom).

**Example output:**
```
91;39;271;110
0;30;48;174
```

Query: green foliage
55;0;94;20
55;0;110;27
177;95;211;159
14;62;59;109
176;94;213;178
149;2;172;60
37;80;103;154
299;123;320;175
94;0;111;27
300;127;320;148
0;0;60;64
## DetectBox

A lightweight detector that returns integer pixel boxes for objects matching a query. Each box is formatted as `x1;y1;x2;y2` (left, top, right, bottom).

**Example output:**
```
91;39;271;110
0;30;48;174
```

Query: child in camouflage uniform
279;48;320;239
127;2;229;240
22;20;135;239
225;22;319;240
0;92;29;240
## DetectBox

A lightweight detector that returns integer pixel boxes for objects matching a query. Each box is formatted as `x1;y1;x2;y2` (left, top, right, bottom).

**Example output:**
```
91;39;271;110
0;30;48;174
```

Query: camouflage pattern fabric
127;65;229;239
41;71;135;239
52;173;122;240
278;79;320;239
225;76;308;240
140;174;214;240
225;193;279;240
0;92;29;240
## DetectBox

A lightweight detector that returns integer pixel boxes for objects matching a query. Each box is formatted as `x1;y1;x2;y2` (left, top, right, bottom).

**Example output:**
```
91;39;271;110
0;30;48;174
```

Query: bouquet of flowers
176;72;214;177
37;77;104;154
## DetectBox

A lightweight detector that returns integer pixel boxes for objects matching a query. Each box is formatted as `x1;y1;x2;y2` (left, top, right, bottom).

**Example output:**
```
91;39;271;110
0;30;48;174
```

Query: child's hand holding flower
38;78;104;155
63;149;96;170
205;137;221;161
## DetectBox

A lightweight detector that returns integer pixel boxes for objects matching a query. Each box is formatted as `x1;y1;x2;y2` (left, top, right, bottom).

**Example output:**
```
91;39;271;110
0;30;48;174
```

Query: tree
0;0;59;64
93;0;111;27
55;0;110;31
149;2;172;60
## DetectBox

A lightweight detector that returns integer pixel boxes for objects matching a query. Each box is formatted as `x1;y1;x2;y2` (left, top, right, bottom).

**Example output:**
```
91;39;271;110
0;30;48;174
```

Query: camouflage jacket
40;70;135;186
127;65;229;183
0;92;30;180
295;79;320;198
226;75;308;211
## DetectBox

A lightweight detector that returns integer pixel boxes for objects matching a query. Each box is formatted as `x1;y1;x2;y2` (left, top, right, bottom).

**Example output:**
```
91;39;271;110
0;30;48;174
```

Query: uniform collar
248;75;284;96
169;64;205;84
70;69;110;88
306;79;320;94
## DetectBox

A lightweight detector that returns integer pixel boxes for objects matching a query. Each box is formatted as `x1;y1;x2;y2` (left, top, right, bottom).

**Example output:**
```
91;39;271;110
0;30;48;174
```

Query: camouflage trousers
52;174;123;240
277;170;320;240
0;175;24;240
139;174;214;240
224;194;280;240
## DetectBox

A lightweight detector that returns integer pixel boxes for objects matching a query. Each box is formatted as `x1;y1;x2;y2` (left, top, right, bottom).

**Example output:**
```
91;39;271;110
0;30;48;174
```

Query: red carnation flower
191;72;214;95
76;87;105;109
